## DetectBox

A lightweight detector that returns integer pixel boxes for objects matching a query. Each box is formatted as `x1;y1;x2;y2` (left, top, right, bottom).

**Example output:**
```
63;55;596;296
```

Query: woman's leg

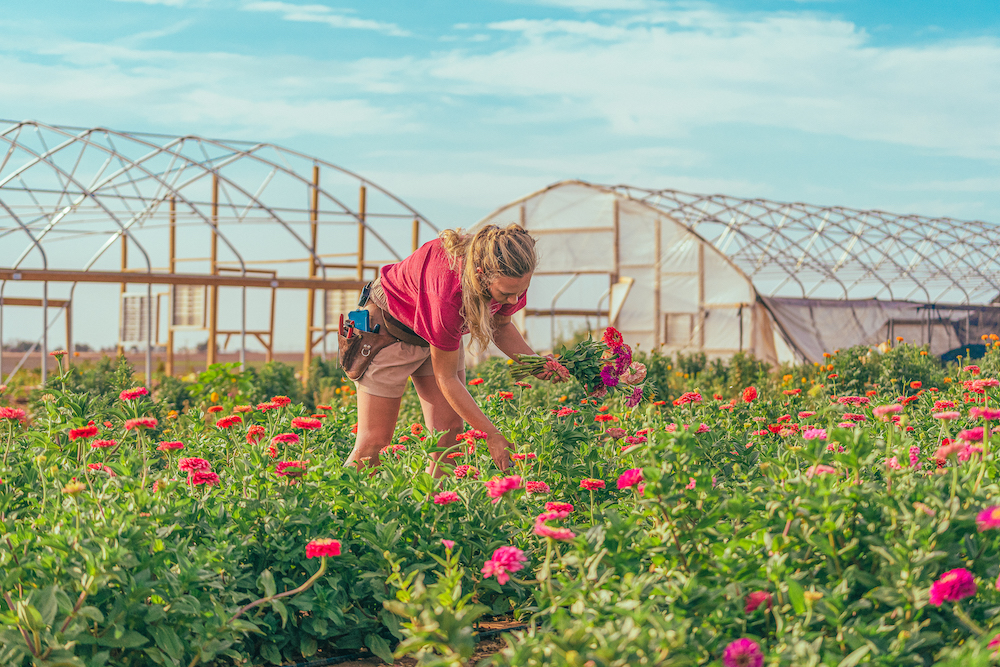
344;391;402;469
412;372;467;478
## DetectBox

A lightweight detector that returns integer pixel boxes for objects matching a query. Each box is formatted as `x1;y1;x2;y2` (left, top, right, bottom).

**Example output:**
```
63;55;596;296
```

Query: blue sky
3;0;999;229
2;0;1000;351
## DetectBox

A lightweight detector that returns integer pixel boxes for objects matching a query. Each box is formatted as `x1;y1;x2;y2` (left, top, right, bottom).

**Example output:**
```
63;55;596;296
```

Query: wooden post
117;234;127;356
65;301;72;366
611;199;620;284
207;175;218;368
303;165;319;380
357;185;367;281
166;197;176;376
412;217;419;252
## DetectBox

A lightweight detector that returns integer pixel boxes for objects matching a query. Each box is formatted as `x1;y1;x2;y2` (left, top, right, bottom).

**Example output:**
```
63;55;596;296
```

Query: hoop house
0;120;437;382
477;181;1000;364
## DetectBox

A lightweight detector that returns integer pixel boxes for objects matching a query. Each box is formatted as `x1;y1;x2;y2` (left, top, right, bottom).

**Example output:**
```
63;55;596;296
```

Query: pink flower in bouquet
543;357;570;382
909;445;921;468
613;345;633;375
600;366;620;388
929;568;976;606
616;468;643;490
625;385;644;408
602;326;623;348
481;546;528;584
91;439;116;449
621;362;647;385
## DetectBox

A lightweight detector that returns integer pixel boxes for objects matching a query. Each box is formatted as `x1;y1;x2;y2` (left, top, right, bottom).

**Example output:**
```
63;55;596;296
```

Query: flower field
5;338;1000;666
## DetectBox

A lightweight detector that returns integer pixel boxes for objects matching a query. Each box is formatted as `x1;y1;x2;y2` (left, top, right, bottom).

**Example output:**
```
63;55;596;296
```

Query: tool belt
337;280;429;381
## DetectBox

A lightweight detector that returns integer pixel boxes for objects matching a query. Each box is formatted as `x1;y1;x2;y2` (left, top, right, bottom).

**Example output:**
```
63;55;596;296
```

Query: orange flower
910;381;922;389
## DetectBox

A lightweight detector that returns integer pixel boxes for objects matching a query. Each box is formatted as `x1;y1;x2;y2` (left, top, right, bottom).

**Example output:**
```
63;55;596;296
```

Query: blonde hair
439;223;537;353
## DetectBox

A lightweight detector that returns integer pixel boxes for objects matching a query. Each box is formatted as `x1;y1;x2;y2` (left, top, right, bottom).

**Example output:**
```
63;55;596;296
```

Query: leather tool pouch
338;323;396;381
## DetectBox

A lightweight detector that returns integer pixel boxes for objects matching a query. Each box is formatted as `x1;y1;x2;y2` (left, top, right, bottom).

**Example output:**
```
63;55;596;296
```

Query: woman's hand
534;354;570;384
486;431;514;471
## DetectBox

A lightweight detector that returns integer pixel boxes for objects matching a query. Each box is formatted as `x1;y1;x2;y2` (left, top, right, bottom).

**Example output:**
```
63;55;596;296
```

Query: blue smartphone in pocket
347;309;370;332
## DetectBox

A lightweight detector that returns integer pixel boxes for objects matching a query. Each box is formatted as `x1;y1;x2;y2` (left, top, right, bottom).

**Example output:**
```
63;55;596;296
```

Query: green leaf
150;625;184;662
787;578;805;615
97;630;149;648
259;569;277;599
366;633;395;663
260;643;282;665
271;598;288;629
837;646;871;667
299;635;318;657
34;586;59;627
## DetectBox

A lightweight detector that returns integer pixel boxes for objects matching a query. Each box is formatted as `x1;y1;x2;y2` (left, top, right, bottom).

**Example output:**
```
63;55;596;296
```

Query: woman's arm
431;346;513;470
491;314;534;359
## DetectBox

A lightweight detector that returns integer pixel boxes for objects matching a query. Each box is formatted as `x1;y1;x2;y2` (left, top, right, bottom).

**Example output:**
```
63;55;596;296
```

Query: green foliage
250;361;303;406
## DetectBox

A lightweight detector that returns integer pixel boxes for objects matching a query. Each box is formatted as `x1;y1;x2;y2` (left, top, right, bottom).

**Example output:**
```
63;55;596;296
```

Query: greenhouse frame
476;181;1000;365
0;120;437;383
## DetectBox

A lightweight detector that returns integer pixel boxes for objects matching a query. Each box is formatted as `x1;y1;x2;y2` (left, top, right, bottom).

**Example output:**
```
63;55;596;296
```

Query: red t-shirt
380;238;527;351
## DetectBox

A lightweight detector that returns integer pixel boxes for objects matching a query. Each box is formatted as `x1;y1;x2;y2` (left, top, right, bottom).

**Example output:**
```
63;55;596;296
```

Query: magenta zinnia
722;638;763;667
977;506;1000;531
484;475;523;502
306;538;342;559
433;491;460;505
616;468;643;490
929;568;977;606
481;546;528;585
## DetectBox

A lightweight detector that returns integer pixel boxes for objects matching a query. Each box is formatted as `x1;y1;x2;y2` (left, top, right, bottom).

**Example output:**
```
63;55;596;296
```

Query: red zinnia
256;402;279;411
497;391;514;400
742;386;757;403
91;439;116;449
271;395;292;407
306;538;341;559
468;378;485;386
744;590;773;613
246;425;266;444
291;417;322;430
207;405;224;413
68;424;99;440
0;407;26;421
316;404;332;410
276;460;309;477
602;326;623;348
178;457;212;472
216;415;243;429
580;478;605;490
525;481;550;494
156;441;184;451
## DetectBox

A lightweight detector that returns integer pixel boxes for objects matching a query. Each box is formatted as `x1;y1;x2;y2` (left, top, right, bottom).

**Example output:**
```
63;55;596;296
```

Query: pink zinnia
534;522;575;540
580;478;605;490
276;460;308;477
526;481;550;494
156;441;184;451
797;411;815;418
271;395;292;407
977;506;1000;531
909;445;921;468
178;457;211;473
256;402;279;411
453;465;479;480
306;538;341;558
91;439;116;449
87;462;116;477
722;638;763;667
958;427;985;443
119;386;149;401
434;491;460;505
0;407;26;421
933;411;961;420
936;438;967;459
695;423;710;434
441;539;455;550
125;416;157;430
929;568;977;606
872;404;903;419
802;428;827;441
606;427;627;440
481;546;528;585
805;464;837;478
190;471;220;487
291;417;322;430
484;475;523;502
545;501;574;513
744;591;772;613
271;433;300;445
246;425;266;444
970;407;1000;420
616;468;643;490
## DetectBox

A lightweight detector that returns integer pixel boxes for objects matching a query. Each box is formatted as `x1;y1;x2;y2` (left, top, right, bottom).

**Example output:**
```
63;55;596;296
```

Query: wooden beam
0;297;70;307
303;165;320;380
522;308;608;317
0;268;367;291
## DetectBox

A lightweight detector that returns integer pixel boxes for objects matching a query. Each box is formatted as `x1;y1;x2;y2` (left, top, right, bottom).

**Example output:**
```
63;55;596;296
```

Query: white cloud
510;0;656;11
241;1;410;37
108;0;201;6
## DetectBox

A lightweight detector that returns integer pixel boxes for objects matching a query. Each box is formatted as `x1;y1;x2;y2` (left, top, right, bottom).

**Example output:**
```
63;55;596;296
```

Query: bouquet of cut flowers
510;326;652;407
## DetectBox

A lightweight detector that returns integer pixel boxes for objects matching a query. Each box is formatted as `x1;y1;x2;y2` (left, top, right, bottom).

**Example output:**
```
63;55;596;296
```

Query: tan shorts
353;298;466;399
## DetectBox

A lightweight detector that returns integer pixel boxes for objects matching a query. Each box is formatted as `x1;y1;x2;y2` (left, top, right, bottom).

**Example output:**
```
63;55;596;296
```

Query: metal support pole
697;242;705;349
654;217;661;347
240;286;246;372
357;185;367;281
166;197;175;376
65;301;72;367
145;282;152;387
207;174;219;368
